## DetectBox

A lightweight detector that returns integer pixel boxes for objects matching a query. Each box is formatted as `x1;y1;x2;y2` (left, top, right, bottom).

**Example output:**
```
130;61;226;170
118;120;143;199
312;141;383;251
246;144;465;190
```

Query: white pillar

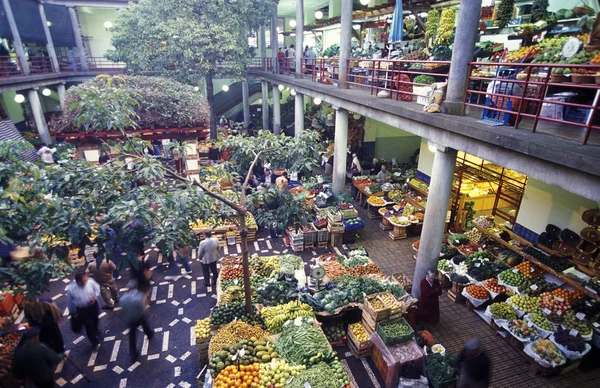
271;6;278;74
39;3;59;72
295;93;304;137
260;25;267;70
242;80;250;128
261;81;269;130
57;83;66;107
332;107;348;194
272;85;281;135
67;6;89;71
412;142;457;299
2;0;30;75
445;0;483;115
296;0;304;77
28;89;52;145
338;0;353;89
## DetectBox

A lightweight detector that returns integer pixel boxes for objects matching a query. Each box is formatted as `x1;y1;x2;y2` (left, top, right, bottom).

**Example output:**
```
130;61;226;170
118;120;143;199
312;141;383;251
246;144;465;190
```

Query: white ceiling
278;0;331;17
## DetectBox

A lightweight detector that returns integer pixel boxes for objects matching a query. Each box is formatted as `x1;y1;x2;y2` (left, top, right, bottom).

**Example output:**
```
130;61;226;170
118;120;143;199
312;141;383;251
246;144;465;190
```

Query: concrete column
338;0;353;89
57;83;66;107
295;93;304;137
242;80;250;128
329;0;342;18
445;0;482;115
261;81;269;130
38;3;60;72
260;25;267;70
2;0;30;75
271;6;278;74
332;108;348;194
272;85;281;135
295;0;304;77
67;6;89;71
412;142;457;299
28;89;52;145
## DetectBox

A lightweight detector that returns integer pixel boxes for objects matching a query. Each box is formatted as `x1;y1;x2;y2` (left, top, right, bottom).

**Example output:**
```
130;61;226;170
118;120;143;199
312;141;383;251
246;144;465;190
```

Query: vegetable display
518;276;557;297
259;359;306;388
276;319;332;365
208;321;270;356
323;324;346;342
426;353;456;385
257;275;299;306
277;255;303;275
260;301;315;333
210;302;263;326
287;362;349;388
561;311;592;336
438;259;454;272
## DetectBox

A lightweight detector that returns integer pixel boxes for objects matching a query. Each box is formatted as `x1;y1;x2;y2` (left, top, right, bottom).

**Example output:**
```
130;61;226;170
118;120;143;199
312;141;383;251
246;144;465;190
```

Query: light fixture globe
42;88;52;96
104;21;113;29
14;94;25;103
313;97;322;105
289;19;297;28
290;89;297;96
193;86;200;91
222;85;229;92
278;84;284;91
315;11;323;20
360;0;370;5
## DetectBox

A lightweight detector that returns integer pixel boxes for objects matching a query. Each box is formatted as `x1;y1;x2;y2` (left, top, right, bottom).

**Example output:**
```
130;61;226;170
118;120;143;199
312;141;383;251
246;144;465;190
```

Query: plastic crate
317;229;329;242
376;317;414;345
302;225;318;243
343;218;365;231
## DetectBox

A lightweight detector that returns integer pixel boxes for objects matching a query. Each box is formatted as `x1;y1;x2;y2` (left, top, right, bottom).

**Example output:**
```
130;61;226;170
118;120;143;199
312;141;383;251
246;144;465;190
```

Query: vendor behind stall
376;165;389;184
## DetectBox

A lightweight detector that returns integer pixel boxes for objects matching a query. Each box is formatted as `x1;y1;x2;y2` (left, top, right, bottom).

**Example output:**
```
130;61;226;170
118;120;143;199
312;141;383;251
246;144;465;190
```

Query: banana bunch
261;301;314;333
219;285;245;304
435;7;456;45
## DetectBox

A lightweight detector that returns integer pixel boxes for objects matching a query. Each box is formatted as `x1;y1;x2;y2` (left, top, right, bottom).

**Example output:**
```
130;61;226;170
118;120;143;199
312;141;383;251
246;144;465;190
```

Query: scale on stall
310;265;326;291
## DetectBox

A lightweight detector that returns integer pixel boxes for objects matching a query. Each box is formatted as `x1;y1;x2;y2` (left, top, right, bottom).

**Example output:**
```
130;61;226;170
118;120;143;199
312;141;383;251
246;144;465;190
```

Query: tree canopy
106;0;279;138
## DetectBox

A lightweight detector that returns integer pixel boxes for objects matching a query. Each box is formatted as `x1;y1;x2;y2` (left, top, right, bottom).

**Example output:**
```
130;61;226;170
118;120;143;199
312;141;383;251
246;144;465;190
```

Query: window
265;17;285;48
248;29;258;48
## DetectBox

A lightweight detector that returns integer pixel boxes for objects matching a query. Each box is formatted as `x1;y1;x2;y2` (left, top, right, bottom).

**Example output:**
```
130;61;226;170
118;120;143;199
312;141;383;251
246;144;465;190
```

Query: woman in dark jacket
418;269;443;325
22;298;65;353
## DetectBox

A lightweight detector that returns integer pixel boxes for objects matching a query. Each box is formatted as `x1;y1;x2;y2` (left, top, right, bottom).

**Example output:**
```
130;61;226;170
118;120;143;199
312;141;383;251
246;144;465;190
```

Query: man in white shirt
198;230;220;288
37;144;55;164
376;165;389;184
67;271;101;349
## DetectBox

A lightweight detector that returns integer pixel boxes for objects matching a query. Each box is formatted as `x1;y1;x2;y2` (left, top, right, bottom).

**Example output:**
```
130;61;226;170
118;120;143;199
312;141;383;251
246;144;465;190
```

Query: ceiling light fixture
104;21;113;29
360;0;370;6
313;97;322;105
222;85;229;92
315;11;323;20
14;94;25;103
289;20;297;28
42;88;52;96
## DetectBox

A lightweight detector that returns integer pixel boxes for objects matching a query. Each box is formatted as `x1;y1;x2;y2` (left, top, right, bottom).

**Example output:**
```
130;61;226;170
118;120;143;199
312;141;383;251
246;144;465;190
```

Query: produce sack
461;287;489;308
203;369;213;388
549;334;592;360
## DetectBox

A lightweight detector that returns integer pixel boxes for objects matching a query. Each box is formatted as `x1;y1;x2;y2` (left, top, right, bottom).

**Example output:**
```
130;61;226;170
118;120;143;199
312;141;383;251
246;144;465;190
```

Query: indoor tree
106;0;278;139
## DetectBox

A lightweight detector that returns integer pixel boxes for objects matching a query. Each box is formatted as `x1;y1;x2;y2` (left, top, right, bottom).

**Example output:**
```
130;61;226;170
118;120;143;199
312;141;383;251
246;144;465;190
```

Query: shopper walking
198;230;220;288
67;271;102;349
22;298;65;353
418;269;442;325
455;338;491;388
121;287;154;361
87;255;120;309
166;246;193;279
13;328;64;388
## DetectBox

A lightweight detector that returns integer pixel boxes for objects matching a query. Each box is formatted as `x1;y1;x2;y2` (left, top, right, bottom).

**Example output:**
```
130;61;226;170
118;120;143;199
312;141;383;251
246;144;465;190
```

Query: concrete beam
43;0;132;7
249;71;600;202
0;72;107;93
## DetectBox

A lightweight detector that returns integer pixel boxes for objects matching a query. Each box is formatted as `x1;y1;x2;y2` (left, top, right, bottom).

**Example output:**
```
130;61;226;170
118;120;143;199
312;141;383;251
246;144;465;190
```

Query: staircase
214;80;262;118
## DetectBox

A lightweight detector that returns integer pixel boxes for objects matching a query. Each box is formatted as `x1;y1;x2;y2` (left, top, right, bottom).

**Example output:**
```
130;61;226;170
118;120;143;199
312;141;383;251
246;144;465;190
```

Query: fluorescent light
315;11;323;20
222;85;229;92
104;21;113;29
289;20;297;28
42;88;51;96
419;12;428;18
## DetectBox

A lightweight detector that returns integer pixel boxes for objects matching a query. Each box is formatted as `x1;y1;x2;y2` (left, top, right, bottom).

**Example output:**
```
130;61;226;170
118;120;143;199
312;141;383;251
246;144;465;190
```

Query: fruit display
367;196;386;206
221;266;247;281
426;9;440;41
496;0;515;29
490;302;518;321
250;255;279;277
483;278;507;294
571;297;600;319
515;261;545;278
387;189;404;202
276;318;332;365
523;247;572;272
409;178;428;193
257;275;299;306
323;324;346;343
466;284;489;300
260;302;315;333
553;327;588;353
210;302;263;326
435;7;456;45
208;320;270;356
219;285;253;304
467;258;503;281
259;359;306;388
506;46;541;63
213;363;262;388
379;292;401;311
287;361;349;388
367;295;386;310
440;244;458;257
388;215;411;226
438;259;454;272
508;295;541;314
0;332;20;381
509;319;540;341
529;338;565;366
518;277;557;297
349;323;369;343
347;263;381;277
195;318;211;340
498;269;526;287
561;311;592;337
465;228;483;243
528;311;555;332
541;291;571;315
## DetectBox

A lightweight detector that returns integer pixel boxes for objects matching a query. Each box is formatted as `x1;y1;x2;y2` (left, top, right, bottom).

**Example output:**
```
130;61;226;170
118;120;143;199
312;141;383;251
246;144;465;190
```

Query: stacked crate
303;225;317;249
347;322;372;358
287;228;304;252
197;336;210;364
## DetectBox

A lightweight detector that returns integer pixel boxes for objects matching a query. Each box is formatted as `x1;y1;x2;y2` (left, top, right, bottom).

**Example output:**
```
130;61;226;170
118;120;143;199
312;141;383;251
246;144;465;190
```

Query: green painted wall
1;91;25;123
77;7;117;58
363;117;421;163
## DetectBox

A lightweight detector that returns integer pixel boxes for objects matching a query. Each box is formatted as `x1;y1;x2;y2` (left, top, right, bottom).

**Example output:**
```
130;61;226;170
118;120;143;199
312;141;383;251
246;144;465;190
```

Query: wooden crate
361;316;376;335
348;336;371;358
317;241;328;249
447;289;465;304
438;272;451;289
380;218;393;230
304;242;316;250
389;225;407;240
451;281;466;295
363;295;391;322
330;232;343;248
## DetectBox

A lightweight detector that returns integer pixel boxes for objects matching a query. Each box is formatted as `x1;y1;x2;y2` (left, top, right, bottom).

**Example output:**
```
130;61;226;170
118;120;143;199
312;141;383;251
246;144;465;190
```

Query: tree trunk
205;72;217;140
238;210;253;313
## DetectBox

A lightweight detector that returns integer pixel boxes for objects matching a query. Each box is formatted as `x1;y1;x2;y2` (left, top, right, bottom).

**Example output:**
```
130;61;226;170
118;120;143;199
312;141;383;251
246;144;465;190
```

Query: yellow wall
515;178;600;236
77;7;117;58
417;138;434;176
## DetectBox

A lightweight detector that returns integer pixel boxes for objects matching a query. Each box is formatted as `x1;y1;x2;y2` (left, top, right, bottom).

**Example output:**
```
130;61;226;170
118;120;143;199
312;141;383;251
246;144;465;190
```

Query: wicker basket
550;74;569;83
572;74;594;84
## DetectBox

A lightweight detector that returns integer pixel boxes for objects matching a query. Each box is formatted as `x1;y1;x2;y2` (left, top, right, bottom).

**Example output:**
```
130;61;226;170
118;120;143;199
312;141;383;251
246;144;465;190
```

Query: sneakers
183;270;193;275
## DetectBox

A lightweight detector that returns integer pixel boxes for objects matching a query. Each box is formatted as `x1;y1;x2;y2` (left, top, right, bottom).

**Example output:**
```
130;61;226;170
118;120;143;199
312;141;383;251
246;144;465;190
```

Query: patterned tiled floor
27;187;600;388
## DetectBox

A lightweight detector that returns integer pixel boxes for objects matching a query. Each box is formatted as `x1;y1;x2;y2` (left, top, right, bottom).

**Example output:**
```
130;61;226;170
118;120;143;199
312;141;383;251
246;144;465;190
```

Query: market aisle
350;197;600;388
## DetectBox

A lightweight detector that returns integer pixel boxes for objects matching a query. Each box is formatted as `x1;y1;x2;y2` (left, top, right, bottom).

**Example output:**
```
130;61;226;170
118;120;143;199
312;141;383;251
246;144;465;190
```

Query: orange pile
214;363;261;388
466;285;489;300
515;261;544;278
